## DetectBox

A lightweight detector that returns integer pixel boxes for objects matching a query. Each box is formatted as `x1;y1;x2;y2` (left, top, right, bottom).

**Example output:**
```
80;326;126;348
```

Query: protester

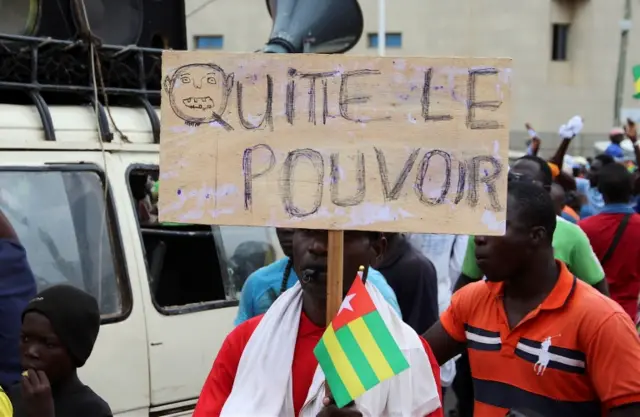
9;285;112;417
576;154;615;218
408;233;467;390
194;229;444;417
235;228;401;325
604;127;627;162
452;156;607;417
426;181;640;416
579;163;640;320
0;207;36;391
375;233;438;334
563;188;582;222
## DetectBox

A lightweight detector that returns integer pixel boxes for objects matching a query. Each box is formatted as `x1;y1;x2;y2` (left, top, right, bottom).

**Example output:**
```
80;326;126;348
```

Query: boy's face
20;312;74;384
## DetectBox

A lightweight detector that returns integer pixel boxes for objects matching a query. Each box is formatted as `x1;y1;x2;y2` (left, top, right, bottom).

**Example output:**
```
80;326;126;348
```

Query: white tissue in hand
558;115;584;139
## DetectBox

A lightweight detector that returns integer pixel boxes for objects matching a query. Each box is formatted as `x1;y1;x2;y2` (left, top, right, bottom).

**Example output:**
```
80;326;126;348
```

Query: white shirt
408;233;469;387
408;234;468;313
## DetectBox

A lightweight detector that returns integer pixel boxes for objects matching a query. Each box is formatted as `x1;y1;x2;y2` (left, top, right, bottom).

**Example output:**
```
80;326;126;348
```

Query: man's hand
22;370;55;417
317;396;362;417
625;118;637;143
317;387;362;417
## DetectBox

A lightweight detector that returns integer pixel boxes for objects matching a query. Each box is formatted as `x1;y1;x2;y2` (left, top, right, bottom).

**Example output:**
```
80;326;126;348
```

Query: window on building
367;33;403;49
552;24;570;61
127;167;278;314
0;167;130;321
195;35;224;50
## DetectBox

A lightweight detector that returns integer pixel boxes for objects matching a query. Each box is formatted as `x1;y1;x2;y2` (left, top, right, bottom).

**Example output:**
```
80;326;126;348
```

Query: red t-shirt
193;313;444;417
579;212;640;319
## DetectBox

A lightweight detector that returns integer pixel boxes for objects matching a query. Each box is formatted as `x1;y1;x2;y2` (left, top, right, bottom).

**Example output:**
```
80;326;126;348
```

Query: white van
0;104;283;416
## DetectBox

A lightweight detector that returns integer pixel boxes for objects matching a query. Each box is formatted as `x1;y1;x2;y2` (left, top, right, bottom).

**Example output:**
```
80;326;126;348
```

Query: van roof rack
0;33;162;143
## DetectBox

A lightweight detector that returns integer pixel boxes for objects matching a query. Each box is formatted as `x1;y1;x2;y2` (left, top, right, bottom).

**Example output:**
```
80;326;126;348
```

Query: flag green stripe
314;337;354;408
363;311;410;375
348;317;395;381
633;65;640;80
335;325;380;390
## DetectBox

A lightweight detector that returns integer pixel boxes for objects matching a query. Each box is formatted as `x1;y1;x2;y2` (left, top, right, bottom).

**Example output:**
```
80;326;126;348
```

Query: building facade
186;0;640;156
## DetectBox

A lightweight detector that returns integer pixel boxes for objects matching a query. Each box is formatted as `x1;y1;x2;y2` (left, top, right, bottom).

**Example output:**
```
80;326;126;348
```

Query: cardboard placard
159;52;512;235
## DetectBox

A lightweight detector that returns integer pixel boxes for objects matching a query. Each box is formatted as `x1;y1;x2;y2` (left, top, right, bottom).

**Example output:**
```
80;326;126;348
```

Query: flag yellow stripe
635;78;640;93
322;326;366;399
347;317;395;381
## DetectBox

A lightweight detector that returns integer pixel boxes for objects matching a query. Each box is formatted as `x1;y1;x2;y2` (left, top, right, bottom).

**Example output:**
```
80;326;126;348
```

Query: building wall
185;0;640;157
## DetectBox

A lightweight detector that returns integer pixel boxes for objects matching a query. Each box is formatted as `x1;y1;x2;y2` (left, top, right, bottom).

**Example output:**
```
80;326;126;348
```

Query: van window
0;167;129;320
128;167;278;313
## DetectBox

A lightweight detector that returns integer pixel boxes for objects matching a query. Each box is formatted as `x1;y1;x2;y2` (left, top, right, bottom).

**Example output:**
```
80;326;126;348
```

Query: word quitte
164;63;502;131
243;145;503;218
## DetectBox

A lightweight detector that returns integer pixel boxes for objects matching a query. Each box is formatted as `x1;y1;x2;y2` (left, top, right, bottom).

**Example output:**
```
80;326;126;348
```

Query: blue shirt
576;177;605;219
605;143;625;161
235;257;401;326
0;240;36;389
600;202;636;215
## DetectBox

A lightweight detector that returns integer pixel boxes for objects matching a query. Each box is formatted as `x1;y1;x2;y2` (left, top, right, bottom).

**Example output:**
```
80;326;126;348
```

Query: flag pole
326;230;345;324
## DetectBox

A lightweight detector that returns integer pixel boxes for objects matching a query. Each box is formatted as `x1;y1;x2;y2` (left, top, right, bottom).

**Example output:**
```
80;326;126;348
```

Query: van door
113;153;281;414
0;151;150;416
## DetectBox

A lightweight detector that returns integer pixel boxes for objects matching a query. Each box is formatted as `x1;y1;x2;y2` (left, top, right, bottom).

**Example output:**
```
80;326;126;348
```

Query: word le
166;63;502;131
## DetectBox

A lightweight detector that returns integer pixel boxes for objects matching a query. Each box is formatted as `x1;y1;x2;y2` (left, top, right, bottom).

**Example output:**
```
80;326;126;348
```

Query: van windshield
0;169;123;317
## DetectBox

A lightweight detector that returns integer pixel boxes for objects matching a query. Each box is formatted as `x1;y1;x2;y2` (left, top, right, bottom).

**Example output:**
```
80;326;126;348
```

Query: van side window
128;167;232;313
0;167;130;321
127;167;280;313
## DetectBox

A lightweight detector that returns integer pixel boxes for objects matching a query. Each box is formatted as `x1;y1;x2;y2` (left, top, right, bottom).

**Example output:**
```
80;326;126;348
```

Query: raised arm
624;119;640;168
525;123;541;156
549;116;583;168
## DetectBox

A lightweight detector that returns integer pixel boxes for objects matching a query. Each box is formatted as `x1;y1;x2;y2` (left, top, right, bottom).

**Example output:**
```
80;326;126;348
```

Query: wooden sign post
326;230;345;323
158;51;512;325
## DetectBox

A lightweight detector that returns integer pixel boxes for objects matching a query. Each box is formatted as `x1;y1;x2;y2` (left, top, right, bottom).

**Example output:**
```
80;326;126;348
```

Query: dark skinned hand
625;118;637;143
317;384;362;417
22;369;55;417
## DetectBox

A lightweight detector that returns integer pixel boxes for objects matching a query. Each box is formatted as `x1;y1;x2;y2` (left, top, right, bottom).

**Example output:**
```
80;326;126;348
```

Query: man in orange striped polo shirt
425;181;640;417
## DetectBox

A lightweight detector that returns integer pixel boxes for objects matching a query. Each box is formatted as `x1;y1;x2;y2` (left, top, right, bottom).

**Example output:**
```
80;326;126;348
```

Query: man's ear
530;226;547;246
372;235;387;266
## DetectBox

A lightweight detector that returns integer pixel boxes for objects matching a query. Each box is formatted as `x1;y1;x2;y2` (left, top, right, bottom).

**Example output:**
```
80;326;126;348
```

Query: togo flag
634;65;640;99
313;267;409;408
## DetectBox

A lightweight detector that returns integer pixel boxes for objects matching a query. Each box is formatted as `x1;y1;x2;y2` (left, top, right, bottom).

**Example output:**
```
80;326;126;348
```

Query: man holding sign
159;50;512;417
193;229;443;416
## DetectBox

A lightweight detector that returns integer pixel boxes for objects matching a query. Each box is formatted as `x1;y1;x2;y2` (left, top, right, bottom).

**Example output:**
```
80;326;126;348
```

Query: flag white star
338;294;356;314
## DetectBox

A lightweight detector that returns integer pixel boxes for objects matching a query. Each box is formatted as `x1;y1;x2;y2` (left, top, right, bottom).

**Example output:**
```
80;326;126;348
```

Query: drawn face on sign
164;63;235;129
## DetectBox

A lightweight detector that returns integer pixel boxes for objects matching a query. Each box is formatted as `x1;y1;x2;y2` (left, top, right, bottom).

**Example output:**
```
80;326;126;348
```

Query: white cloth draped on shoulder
220;281;441;417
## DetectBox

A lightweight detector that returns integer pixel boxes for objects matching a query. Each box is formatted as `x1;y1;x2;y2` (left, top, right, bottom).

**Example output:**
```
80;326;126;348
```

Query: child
9;285;112;417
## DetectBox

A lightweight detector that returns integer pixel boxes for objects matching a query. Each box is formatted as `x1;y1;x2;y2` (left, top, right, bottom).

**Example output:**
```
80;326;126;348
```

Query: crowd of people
1;116;640;416
194;116;640;416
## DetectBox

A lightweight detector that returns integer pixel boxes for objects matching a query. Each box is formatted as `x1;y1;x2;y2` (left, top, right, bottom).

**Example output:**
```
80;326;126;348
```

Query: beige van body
0;104;282;416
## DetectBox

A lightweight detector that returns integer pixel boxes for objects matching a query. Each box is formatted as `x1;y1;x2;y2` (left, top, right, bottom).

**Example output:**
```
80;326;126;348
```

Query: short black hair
594;154;615;166
598;163;632;203
508;181;557;242
515;155;553;187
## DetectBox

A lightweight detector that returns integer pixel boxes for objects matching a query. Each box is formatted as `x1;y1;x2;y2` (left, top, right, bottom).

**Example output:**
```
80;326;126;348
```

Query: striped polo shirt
441;261;640;417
